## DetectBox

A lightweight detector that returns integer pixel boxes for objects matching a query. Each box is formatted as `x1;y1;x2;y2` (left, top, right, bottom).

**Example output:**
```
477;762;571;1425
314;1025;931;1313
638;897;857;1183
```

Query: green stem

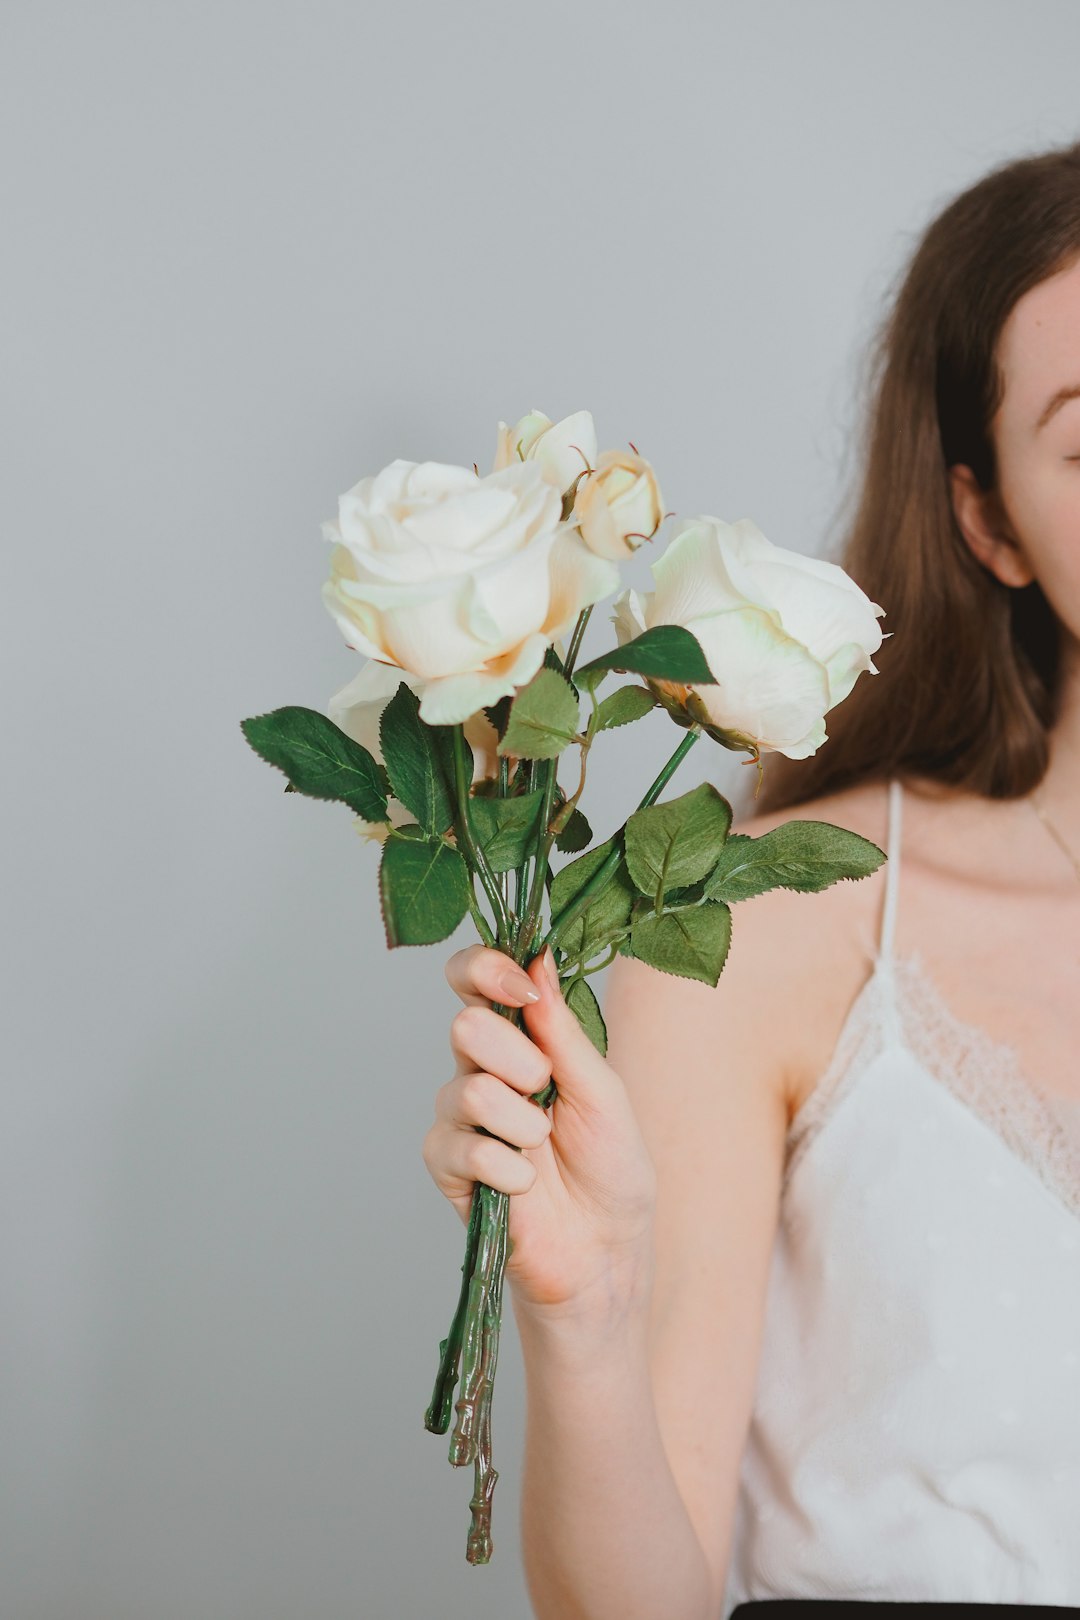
465;884;496;948
638;722;704;806
448;1183;508;1470
427;737;531;1561
452;727;512;945
513;756;561;958
466;1185;508;1564
562;604;593;678
427;721;702;1565
583;939;625;975
424;1184;485;1435
542;726;702;953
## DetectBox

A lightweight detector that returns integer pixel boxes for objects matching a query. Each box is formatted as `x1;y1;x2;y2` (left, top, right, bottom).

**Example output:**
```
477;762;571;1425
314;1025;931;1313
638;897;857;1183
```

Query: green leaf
240;706;389;822
573;662;608;695
379;683;457;835
549;838;636;962
595;684;657;732
378;828;471;947
624;783;733;898
703;820;887;902
498;667;580;760
564;977;608;1055
629;900;733;986
659;880;707;909
576;625;717;687
483;694;513;741
468;791;546;873
554;805;592;853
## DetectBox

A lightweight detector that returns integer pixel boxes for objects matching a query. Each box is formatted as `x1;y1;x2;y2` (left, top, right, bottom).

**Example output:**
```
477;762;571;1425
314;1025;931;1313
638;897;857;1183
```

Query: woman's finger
442;1128;539;1198
421;1116;538;1205
448;1004;553;1090
435;1071;553;1149
444;943;542;1011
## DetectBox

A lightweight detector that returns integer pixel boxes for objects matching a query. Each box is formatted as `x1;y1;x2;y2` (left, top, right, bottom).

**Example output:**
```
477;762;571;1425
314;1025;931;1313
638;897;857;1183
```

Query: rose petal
543;527;621;639
575;477;625;560
417;633;549;725
327;660;416;757
320;575;393;661
822;638;880;708
650;520;757;624
734;553;885;668
778;713;829;761
689;607;832;756
462;708;503;779
464;526;561;652
533;410;598;491
611;586;648;646
376;578;490;678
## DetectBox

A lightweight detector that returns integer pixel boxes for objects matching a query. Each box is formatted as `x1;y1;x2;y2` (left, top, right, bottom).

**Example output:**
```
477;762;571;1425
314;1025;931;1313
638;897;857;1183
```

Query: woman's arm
515;1266;717;1620
516;875;803;1620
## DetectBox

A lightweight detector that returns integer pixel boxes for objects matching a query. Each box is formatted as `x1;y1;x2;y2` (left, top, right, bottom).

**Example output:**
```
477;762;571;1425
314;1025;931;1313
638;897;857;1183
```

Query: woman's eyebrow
1035;382;1080;432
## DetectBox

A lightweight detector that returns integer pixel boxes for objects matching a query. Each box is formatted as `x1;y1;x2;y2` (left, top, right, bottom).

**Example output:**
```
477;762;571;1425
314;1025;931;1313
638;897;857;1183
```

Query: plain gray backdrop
4;2;1079;1616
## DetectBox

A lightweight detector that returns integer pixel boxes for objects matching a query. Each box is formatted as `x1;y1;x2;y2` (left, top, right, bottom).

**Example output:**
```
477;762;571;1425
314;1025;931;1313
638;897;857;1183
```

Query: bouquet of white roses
240;408;887;1565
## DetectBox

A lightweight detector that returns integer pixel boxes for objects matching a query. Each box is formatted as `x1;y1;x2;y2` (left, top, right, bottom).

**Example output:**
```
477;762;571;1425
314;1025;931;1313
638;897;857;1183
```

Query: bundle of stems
423;608;700;1563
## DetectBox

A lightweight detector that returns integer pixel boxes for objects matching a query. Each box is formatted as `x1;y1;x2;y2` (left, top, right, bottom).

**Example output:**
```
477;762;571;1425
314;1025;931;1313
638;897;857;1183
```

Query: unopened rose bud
491;409;598;497
573;448;665;561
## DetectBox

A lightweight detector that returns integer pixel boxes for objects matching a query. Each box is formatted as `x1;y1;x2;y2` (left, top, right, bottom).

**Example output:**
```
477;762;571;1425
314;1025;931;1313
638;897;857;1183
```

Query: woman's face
982;250;1080;648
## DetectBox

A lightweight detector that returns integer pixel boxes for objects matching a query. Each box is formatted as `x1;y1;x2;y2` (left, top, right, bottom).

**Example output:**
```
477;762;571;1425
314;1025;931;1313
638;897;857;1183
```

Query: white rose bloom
613;516;886;760
491;409;598;494
327;659;501;842
321;457;619;726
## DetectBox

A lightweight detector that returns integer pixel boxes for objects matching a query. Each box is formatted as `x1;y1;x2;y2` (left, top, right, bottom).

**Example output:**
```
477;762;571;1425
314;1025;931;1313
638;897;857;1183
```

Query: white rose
491;409;598;494
613;516;886;760
572;447;665;560
321;457;619;726
326;659;502;842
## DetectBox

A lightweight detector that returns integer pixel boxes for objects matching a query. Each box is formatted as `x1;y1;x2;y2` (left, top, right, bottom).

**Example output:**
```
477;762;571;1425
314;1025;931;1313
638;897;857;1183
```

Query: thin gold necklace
1030;789;1080;884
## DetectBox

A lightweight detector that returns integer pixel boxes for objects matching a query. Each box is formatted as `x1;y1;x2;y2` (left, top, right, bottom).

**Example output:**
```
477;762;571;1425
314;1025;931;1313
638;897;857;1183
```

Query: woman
422;138;1080;1618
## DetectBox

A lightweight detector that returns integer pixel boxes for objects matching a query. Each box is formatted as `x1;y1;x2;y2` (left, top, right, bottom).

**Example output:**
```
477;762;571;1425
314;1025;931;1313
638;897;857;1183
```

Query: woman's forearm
513;1277;717;1620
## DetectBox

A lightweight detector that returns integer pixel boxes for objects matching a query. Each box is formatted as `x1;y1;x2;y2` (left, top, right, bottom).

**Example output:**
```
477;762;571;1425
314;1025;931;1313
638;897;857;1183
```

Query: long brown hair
752;137;1080;817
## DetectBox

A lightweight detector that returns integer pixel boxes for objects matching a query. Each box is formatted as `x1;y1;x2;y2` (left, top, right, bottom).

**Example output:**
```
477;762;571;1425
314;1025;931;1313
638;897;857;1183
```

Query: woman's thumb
522;946;616;1103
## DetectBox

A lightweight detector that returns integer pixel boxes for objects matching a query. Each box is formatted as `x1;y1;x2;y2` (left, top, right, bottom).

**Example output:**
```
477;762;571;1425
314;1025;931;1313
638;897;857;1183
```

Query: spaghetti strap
875;777;903;1046
879;776;903;963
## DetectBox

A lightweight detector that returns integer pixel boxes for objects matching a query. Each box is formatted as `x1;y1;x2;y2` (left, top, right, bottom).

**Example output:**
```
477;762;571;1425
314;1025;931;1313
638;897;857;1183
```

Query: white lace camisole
721;775;1080;1615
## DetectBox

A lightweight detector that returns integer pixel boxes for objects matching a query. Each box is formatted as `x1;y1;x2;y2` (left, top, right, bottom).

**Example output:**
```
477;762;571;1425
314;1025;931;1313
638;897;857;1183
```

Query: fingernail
500;967;541;1004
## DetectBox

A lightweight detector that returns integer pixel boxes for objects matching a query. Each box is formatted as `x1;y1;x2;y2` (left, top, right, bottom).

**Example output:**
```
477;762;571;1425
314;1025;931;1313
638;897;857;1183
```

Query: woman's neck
1040;631;1080;830
901;630;1079;825
894;630;1080;875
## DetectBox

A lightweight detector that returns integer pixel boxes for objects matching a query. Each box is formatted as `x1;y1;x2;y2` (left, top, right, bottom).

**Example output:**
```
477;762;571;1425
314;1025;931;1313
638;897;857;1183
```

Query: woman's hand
422;943;657;1319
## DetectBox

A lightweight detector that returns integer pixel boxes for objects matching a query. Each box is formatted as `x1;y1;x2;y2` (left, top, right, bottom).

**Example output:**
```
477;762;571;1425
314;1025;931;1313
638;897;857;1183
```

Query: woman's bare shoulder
605;774;891;1122
731;773;889;843
728;775;892;1113
730;773;891;971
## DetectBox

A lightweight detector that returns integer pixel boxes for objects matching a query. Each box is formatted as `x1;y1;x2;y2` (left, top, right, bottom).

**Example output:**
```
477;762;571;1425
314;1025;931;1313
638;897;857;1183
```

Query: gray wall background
3;2;1078;1616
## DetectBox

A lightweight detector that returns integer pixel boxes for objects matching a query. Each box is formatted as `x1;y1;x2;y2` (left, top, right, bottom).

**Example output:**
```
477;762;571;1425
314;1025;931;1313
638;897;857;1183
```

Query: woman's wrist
510;1245;656;1364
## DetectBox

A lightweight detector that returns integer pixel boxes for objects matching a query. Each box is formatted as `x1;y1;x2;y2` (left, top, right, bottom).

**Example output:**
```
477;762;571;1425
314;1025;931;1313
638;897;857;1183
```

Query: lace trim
894;948;1080;1220
784;948;1080;1221
784;961;889;1191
